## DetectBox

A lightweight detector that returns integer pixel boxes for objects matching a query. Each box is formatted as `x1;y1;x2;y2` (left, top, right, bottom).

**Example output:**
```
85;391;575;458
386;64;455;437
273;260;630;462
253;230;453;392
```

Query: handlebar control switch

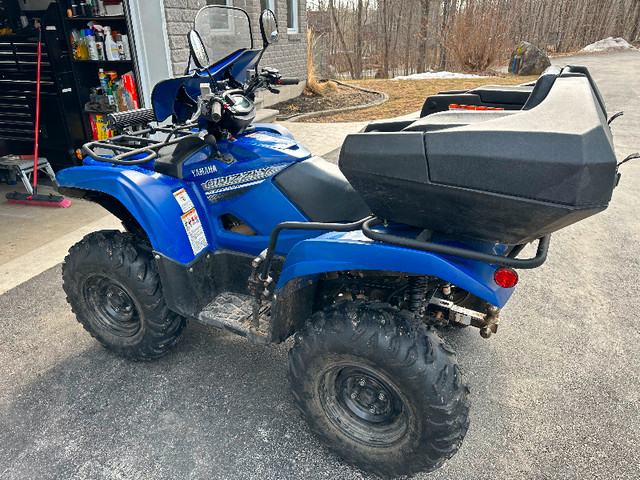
198;83;223;123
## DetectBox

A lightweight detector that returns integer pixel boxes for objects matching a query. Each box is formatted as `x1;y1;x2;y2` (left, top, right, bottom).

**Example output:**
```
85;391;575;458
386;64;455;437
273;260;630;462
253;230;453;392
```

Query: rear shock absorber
407;276;429;314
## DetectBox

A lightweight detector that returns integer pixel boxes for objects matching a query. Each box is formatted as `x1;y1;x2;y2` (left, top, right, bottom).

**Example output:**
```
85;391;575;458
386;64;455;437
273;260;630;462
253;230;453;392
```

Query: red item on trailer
6;26;70;208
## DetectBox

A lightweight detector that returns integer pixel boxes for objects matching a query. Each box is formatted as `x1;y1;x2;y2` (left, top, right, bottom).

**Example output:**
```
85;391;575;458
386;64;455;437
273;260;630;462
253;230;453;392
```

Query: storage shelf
72;59;132;64
83;109;117;114
65;16;126;21
58;1;142;147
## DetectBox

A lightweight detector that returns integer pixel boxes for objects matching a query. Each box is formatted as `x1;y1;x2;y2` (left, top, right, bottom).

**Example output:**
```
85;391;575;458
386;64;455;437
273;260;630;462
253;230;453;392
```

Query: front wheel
62;230;186;360
288;301;470;477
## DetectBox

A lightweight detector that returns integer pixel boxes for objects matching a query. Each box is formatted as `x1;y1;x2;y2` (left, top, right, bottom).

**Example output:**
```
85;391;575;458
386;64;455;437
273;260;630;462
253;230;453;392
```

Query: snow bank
580;37;637;53
392;71;487;80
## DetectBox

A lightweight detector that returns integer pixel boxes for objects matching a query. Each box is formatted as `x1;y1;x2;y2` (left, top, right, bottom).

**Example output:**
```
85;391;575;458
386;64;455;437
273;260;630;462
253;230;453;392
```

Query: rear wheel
62;230;186;360
288;301;470;477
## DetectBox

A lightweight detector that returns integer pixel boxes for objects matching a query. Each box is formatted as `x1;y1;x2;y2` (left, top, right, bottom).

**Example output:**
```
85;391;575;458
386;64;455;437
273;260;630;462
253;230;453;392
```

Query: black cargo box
339;67;617;245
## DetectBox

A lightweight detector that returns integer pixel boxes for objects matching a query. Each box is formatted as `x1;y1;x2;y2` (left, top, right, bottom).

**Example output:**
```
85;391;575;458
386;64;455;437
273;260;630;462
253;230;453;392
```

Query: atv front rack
82;121;199;165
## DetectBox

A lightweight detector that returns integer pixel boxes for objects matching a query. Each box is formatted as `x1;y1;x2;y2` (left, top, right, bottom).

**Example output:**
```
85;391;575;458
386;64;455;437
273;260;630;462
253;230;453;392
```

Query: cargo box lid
423;76;617;206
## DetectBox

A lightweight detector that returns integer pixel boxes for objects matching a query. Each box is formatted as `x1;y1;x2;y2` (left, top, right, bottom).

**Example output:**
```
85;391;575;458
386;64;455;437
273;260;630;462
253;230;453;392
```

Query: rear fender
277;231;513;308
57;165;206;264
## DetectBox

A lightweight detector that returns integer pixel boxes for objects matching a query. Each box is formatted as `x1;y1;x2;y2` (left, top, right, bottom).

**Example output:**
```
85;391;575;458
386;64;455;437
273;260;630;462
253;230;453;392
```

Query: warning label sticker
173;188;195;214
181;208;208;255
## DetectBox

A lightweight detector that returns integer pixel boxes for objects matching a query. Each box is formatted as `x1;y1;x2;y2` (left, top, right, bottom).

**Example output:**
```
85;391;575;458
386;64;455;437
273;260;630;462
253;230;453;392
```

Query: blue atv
56;6;621;477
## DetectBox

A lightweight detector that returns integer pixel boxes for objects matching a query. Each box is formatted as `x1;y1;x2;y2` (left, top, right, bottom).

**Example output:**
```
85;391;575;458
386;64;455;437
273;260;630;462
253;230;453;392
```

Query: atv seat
274;156;371;222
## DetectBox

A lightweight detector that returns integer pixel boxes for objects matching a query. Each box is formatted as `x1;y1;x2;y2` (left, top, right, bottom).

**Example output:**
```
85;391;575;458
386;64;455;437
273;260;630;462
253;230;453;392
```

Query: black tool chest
1;0;143;171
0;4;85;170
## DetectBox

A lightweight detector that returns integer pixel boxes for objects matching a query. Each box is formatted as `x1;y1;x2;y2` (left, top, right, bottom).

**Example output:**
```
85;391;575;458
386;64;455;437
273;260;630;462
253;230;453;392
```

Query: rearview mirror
187;30;209;70
260;9;279;47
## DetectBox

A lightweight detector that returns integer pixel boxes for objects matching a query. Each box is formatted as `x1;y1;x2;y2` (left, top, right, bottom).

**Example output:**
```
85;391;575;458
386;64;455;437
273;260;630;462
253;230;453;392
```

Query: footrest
198;292;271;342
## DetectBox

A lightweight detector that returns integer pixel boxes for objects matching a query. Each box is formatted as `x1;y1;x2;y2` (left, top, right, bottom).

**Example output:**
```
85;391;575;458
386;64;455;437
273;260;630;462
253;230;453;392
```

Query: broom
6;26;70;208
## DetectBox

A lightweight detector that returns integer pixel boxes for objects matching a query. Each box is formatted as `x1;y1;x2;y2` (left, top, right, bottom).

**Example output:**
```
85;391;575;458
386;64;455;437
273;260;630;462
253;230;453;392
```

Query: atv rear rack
252;216;550;293
82;121;199;165
249;216;548;329
361;218;550;269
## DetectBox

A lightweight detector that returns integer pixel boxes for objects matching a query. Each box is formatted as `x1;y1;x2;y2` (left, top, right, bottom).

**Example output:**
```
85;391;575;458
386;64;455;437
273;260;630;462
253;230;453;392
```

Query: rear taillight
494;267;518;288
449;104;504;111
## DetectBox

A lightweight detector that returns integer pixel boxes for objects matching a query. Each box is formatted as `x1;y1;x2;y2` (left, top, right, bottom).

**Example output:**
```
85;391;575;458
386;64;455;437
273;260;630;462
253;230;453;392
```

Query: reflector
494;268;518;288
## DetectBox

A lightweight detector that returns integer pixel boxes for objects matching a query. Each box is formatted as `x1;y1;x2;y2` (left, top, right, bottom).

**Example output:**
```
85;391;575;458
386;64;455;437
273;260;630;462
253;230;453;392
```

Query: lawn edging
283;81;389;122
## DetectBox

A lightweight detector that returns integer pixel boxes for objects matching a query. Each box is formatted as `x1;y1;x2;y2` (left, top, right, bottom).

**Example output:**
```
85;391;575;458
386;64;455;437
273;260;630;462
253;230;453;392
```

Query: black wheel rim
320;364;408;447
82;274;141;337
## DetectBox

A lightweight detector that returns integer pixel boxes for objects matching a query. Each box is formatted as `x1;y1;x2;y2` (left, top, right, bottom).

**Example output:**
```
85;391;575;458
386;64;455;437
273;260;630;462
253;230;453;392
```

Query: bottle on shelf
120;34;131;60
103;26;120;61
86;0;96;16
70;29;81;60
98;68;108;90
95;31;105;60
96;0;106;16
77;29;89;60
115;33;126;61
85;29;99;60
106;87;116;106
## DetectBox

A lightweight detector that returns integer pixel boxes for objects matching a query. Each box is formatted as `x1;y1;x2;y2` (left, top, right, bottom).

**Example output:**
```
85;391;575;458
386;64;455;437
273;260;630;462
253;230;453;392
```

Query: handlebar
211;100;222;122
276;77;300;86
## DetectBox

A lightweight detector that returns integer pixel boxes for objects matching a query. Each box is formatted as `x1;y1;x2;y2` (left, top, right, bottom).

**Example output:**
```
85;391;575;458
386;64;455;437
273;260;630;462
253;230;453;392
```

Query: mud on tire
288;301;470;477
62;230;186;360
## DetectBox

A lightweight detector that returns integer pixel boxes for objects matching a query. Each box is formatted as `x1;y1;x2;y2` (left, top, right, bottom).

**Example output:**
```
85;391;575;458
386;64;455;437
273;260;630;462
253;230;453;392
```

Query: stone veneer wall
162;0;307;104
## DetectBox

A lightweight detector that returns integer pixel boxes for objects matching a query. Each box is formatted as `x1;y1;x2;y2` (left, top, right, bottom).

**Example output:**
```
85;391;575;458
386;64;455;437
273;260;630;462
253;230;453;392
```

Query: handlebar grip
211;100;222;122
277;78;300;86
107;108;156;130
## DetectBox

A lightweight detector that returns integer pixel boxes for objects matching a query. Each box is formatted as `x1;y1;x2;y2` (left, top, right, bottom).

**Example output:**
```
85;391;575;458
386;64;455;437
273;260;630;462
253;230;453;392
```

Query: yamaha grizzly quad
56;6;623;477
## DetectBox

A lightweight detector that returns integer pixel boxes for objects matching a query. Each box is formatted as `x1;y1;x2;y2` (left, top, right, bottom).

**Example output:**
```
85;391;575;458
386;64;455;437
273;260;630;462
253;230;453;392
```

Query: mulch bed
272;83;380;120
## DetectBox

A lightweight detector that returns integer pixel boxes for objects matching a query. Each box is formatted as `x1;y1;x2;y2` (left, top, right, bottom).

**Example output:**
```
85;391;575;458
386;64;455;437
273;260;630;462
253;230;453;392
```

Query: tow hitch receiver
428;295;501;338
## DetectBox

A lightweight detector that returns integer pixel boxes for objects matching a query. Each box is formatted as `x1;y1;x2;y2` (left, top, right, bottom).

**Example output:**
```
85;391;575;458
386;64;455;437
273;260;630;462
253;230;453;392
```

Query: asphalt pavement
1;51;639;479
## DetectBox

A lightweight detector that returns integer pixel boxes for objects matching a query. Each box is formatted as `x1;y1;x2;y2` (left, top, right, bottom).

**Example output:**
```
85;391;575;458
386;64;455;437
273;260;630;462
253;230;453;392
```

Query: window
260;0;275;11
287;0;298;33
207;0;233;5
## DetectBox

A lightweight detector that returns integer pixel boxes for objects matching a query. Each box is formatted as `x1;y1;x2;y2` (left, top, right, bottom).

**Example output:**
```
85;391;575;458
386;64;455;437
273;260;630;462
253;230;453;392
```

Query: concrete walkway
552;50;640;157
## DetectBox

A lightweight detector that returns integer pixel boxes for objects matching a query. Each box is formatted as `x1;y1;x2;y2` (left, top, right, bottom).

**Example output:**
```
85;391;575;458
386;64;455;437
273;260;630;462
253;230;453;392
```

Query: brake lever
189;98;204;123
267;86;280;94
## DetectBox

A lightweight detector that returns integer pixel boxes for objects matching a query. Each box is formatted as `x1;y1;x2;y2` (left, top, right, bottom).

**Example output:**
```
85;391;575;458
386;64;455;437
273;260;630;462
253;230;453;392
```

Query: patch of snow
580;37;637;53
392;71;487;80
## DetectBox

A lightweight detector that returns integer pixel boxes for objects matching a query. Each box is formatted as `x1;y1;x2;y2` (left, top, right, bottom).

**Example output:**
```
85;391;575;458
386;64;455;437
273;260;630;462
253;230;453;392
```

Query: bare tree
416;0;432;73
309;0;639;80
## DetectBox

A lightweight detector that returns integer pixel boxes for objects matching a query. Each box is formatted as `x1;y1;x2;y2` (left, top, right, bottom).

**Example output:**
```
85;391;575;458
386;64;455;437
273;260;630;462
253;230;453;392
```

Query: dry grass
316;75;538;122
306;30;338;95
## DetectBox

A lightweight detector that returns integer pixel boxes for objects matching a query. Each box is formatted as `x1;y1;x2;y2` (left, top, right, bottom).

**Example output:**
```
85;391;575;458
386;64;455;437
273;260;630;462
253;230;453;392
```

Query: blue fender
277;231;514;308
57;165;207;265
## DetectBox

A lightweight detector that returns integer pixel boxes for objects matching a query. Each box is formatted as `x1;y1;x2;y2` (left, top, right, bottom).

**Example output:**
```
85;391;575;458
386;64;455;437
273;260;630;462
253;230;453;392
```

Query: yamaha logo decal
201;164;289;203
